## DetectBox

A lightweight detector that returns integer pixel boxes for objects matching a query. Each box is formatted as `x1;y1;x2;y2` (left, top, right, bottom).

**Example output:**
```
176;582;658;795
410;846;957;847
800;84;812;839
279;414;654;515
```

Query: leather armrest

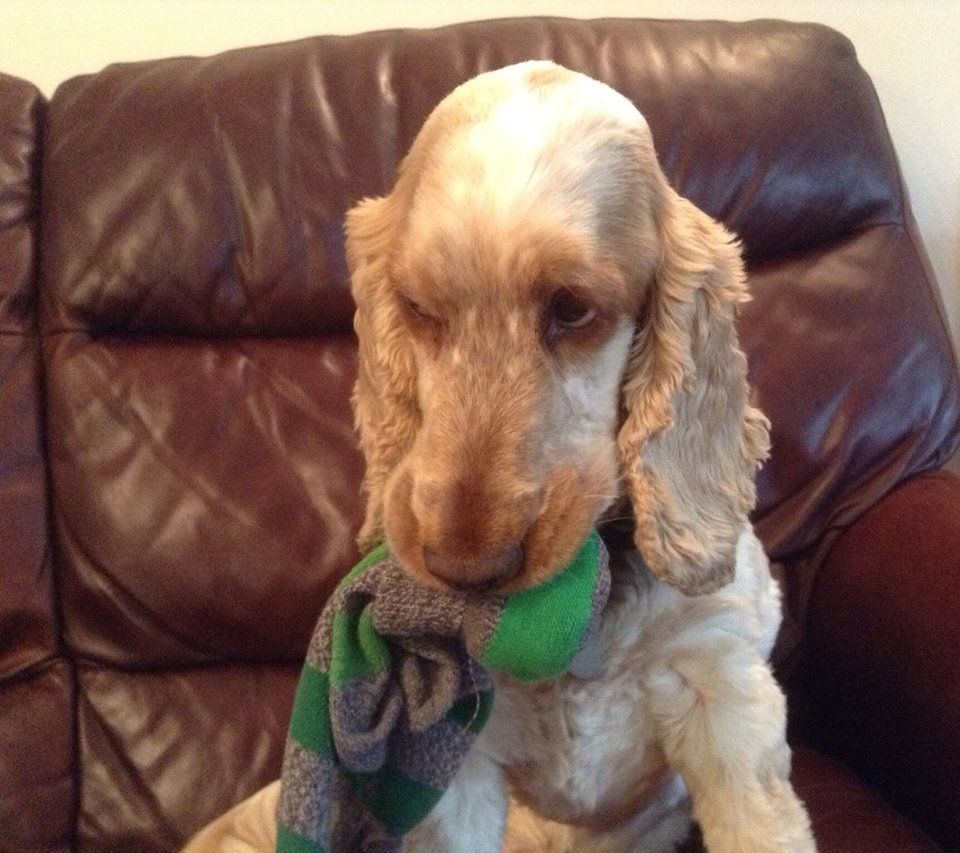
799;470;960;850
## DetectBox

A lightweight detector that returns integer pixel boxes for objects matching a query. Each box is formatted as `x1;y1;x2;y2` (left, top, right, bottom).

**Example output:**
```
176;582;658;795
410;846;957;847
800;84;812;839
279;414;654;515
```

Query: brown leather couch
2;17;958;853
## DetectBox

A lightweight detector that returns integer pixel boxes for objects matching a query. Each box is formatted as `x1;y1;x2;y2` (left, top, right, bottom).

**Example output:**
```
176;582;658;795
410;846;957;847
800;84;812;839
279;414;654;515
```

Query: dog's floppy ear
346;194;421;552
618;190;770;595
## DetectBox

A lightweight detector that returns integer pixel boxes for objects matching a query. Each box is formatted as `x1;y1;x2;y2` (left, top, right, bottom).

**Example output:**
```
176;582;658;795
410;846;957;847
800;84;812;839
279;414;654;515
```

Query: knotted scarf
276;530;609;852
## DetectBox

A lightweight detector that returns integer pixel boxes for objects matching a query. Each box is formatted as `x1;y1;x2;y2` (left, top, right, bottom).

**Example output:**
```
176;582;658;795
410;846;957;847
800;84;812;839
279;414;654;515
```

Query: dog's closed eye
397;290;438;322
544;288;597;341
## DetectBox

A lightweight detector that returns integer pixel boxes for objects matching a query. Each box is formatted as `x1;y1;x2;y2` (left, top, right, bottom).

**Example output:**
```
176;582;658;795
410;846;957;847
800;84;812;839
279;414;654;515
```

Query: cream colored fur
185;62;814;852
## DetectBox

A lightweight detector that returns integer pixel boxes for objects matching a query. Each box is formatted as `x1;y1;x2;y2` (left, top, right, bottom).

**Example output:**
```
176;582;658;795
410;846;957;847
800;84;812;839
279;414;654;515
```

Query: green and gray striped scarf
277;530;609;852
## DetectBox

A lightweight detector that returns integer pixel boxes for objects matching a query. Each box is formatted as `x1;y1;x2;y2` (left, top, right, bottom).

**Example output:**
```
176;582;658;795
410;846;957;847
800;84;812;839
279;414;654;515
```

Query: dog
186;61;815;852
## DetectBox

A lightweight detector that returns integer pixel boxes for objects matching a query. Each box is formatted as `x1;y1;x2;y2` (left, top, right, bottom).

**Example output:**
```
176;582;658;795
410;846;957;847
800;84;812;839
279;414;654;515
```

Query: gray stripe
568;537;611;679
370;560;466;637
277;739;335;846
581;536;611;650
329;670;402;772
393;638;467;731
390;718;477;789
305;614;334;672
462;593;505;660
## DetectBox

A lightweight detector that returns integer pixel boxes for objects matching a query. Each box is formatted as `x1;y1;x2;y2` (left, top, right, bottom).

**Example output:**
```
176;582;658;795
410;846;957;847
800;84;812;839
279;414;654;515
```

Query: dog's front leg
646;633;815;852
403;742;508;853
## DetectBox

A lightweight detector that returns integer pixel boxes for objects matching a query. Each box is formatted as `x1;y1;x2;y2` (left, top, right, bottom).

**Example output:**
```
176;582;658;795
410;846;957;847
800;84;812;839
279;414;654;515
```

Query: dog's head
346;62;768;595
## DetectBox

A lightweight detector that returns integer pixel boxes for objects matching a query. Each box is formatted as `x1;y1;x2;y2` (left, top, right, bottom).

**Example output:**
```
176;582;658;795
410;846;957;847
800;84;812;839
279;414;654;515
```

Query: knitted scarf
276;530;609;853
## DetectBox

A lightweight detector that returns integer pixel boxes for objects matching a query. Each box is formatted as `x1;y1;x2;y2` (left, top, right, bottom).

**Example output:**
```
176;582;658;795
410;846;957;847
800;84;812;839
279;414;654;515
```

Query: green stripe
481;531;599;681
329;606;391;686
289;664;332;755
276;824;325;853
327;543;393;687
446;690;494;733
349;764;443;837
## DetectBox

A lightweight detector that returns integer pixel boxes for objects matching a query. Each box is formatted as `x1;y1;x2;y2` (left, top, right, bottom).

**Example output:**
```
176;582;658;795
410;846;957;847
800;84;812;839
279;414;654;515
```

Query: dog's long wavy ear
618;189;770;595
346;194;421;553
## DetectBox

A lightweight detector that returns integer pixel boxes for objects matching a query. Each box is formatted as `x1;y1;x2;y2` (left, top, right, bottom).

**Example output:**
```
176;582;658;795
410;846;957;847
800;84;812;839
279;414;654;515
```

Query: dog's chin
382;457;617;594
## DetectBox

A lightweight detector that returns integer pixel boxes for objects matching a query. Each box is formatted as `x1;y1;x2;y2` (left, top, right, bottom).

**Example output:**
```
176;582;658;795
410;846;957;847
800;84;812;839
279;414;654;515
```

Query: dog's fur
186;62;814;852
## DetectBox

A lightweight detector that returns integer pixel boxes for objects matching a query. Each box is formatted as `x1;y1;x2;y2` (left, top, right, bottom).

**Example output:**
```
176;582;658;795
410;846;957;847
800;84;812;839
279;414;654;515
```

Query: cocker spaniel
187;61;815;853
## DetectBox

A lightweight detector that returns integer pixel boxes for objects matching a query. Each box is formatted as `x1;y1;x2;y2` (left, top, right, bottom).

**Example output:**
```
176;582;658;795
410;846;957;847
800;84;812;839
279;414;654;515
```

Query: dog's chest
490;670;669;825
481;564;674;825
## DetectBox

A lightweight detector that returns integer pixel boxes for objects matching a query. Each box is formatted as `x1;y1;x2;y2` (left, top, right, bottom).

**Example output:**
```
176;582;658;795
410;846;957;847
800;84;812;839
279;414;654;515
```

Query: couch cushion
76;663;297;850
45;334;362;668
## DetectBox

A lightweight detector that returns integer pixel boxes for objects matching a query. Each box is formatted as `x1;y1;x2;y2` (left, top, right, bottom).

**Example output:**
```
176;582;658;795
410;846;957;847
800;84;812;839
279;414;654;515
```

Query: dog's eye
547;289;597;334
398;291;437;323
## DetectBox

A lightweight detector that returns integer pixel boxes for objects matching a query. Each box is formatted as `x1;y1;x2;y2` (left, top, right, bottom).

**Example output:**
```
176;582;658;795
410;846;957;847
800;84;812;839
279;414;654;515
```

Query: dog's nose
423;543;523;590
